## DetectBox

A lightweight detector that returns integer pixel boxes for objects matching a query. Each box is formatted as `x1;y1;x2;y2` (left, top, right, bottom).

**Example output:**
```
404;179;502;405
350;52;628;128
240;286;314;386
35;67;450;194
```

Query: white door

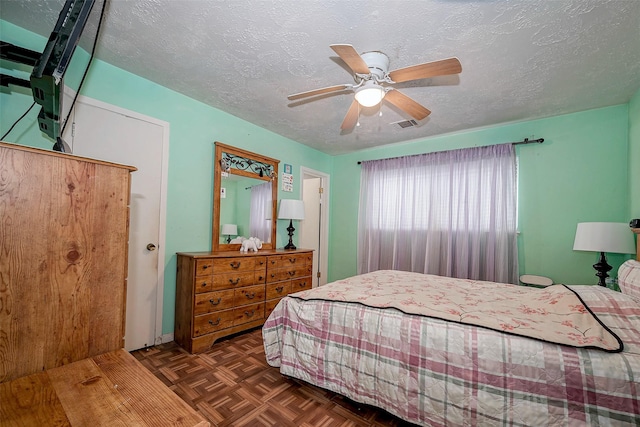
300;168;330;287
68;97;169;350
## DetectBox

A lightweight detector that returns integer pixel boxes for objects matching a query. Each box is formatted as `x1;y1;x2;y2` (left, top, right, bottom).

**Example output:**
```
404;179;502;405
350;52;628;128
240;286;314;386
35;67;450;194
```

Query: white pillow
618;259;640;302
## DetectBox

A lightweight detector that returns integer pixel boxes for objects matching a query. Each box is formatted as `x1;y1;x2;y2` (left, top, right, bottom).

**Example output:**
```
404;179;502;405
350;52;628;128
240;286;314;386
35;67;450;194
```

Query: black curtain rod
512;137;544;145
356;137;545;164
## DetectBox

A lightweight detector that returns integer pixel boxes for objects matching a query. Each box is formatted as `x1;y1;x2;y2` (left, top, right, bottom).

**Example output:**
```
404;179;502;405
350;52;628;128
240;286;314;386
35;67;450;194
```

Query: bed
263;260;640;426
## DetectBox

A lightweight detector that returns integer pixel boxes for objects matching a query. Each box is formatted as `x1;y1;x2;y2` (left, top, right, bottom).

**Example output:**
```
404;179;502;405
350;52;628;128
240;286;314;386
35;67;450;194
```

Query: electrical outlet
221;187;226;198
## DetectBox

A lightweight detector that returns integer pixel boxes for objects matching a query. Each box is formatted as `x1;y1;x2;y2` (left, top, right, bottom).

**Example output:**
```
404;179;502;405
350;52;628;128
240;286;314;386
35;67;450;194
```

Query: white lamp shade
354;81;385;107
221;223;238;235
573;222;636;254
278;199;305;220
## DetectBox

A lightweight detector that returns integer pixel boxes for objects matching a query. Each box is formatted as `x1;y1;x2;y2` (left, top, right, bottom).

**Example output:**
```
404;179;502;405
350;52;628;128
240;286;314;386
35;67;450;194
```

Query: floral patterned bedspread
290;270;622;351
263;270;640;426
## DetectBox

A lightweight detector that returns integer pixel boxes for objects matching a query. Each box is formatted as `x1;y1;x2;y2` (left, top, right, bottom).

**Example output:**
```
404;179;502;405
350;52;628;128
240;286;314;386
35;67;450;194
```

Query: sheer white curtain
358;143;518;284
250;181;272;242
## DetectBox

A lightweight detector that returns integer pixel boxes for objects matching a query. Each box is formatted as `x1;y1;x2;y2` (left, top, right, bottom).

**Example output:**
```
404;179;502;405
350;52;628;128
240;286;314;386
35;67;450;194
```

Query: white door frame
300;167;330;286
71;94;170;345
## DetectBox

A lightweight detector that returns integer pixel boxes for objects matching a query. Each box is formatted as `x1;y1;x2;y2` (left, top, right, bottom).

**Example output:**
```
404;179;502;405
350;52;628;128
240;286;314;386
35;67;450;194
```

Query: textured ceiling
2;0;640;155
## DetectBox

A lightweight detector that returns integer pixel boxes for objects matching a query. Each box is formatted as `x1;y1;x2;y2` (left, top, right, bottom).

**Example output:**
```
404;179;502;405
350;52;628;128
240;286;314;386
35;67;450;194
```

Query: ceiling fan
287;44;462;130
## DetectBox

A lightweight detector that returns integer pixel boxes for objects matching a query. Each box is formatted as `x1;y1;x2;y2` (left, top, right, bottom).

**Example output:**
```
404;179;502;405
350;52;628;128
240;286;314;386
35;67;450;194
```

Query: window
358;143;518;283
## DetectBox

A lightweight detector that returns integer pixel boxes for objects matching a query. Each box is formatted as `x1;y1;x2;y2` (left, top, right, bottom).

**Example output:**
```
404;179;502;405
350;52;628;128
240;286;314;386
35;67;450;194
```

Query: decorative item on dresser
174;249;313;353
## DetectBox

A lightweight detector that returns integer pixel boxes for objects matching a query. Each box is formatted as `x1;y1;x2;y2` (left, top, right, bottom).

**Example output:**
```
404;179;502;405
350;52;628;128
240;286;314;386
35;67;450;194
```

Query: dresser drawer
212;271;258;290
195;259;215;277
213;257;257;273
268;253;310;268
193;309;235;336
194;289;235;315
291;277;312;293
267;265;313;283
266;282;291;300
234;302;264;325
233;284;265;306
195;276;214;293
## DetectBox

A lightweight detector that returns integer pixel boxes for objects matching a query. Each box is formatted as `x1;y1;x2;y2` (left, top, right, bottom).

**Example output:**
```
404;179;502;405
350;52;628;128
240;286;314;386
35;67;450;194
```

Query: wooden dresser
175;249;313;353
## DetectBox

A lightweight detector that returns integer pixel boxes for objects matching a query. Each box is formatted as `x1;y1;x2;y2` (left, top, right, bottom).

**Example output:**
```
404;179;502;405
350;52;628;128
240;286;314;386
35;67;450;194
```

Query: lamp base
593;251;612;287
284;219;297;250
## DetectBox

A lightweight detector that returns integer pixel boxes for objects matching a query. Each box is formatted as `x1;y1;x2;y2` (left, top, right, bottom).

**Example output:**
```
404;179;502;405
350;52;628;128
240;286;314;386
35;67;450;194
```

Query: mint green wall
630;87;640;219
0;20;332;335
329;106;630;285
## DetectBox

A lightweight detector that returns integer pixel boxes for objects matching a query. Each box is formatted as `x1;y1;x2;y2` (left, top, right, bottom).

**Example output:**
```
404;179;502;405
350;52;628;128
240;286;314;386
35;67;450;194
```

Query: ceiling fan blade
341;99;359;130
287;84;352;101
388;57;462;83
384;90;431;121
330;44;370;75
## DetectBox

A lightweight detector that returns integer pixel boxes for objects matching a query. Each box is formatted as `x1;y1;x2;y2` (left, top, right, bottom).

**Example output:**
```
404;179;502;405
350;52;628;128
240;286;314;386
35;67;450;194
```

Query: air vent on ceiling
393;119;418;129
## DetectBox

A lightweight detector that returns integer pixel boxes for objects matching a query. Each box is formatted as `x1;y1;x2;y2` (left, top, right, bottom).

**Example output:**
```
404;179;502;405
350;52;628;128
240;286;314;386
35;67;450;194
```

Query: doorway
67;96;169;350
299;167;329;287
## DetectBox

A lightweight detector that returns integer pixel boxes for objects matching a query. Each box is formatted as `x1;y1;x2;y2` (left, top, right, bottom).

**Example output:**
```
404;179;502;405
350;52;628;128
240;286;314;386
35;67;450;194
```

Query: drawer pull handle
245;310;255;317
259;260;265;265
246;292;255;299
276;286;284;293
289;258;296;263
258;275;264;281
288;271;296;277
202;265;209;270
229;278;241;285
201;282;208;287
230;261;241;269
209;298;221;306
298;282;306;288
270;273;276;278
209;318;221;326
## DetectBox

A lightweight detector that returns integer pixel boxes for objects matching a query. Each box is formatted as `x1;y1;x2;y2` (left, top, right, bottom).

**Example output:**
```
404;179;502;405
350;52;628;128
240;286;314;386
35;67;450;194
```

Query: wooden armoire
0;141;209;426
0;141;135;382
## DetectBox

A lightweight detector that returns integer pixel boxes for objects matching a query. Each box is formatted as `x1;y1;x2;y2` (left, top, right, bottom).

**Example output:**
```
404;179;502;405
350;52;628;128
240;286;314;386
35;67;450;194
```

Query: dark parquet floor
131;327;418;427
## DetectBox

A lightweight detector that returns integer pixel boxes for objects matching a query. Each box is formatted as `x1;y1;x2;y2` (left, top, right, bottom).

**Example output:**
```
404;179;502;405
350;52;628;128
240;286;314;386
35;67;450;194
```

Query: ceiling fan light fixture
354;81;385;107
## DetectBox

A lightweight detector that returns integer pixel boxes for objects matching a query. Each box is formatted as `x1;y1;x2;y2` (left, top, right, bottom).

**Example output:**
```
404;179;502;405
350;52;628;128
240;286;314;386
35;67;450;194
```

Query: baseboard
156;333;174;345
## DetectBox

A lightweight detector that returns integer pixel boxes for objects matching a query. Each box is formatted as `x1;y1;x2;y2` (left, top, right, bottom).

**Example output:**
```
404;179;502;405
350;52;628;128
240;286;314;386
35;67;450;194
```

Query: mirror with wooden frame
213;142;279;252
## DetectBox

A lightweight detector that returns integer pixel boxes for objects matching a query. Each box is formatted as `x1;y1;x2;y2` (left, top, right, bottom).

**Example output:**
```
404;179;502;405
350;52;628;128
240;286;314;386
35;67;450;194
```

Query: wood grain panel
0;142;134;383
0;372;70;426
1;349;209;427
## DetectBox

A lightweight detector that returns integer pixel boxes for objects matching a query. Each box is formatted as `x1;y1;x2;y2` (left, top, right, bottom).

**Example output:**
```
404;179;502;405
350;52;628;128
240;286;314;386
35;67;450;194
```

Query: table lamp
573;222;636;286
221;223;238;244
278;199;305;250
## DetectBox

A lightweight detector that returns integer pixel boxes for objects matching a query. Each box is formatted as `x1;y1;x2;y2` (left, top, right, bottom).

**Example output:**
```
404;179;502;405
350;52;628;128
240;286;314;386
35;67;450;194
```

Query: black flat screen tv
30;0;105;150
